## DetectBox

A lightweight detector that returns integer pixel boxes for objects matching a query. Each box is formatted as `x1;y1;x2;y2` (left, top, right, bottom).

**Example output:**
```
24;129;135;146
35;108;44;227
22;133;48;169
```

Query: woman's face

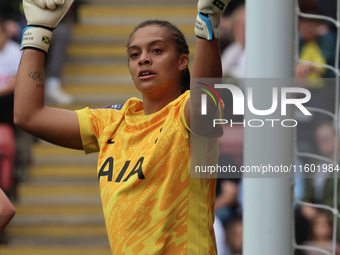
299;19;318;42
128;25;188;99
315;124;335;158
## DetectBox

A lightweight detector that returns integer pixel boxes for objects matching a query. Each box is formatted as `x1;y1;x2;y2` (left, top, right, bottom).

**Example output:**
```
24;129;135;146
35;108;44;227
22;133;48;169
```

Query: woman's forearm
14;49;46;129
13;49;82;150
192;39;222;78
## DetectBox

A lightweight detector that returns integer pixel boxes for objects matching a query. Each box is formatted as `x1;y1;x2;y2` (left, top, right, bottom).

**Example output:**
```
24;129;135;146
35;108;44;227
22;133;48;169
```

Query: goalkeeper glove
20;0;74;53
195;0;231;40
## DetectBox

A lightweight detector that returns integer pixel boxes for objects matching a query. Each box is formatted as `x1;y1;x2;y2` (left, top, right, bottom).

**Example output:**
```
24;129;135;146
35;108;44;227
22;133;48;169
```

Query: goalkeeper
14;0;229;253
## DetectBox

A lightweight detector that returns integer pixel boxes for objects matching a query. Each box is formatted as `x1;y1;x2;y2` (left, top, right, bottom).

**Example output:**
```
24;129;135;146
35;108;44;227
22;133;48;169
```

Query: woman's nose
139;52;151;65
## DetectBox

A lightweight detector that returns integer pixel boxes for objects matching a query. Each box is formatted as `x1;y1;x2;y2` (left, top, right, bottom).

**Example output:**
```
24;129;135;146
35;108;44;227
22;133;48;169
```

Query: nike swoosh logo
107;139;115;144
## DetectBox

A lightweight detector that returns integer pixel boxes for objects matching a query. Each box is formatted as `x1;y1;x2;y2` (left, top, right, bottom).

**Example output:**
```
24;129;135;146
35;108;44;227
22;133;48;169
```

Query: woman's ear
178;54;189;71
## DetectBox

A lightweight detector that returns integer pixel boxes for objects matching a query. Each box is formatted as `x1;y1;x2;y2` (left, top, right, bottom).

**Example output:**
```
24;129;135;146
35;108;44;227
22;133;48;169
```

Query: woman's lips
139;74;156;80
138;70;156;80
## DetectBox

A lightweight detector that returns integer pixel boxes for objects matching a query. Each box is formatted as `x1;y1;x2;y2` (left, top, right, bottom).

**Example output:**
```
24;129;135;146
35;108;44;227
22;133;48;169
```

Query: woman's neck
142;89;181;115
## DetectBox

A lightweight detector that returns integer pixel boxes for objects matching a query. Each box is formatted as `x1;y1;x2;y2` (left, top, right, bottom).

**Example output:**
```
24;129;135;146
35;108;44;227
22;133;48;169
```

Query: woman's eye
130;53;139;58
153;49;162;54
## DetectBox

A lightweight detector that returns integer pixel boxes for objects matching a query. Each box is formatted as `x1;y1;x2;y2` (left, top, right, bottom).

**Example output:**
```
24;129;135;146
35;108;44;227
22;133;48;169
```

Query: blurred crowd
215;0;340;254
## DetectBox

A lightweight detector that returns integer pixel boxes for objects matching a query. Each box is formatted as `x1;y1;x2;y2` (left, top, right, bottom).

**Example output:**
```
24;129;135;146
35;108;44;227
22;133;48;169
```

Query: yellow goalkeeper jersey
76;91;218;255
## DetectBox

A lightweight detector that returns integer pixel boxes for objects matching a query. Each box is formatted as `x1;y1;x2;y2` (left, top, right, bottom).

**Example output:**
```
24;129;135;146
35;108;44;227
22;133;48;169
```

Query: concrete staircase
1;143;110;255
63;0;197;109
1;0;196;254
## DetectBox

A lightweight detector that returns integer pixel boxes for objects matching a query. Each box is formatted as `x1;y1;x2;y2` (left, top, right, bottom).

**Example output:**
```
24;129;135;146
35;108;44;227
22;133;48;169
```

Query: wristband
195;13;220;40
21;26;53;53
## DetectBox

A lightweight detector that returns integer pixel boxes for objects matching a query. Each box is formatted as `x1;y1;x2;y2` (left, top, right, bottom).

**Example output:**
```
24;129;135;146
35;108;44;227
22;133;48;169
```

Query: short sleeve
76;107;100;154
76;103;130;154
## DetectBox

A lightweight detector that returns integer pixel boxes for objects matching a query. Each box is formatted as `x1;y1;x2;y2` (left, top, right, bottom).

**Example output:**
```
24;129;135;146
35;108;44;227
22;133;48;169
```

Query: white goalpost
243;0;295;254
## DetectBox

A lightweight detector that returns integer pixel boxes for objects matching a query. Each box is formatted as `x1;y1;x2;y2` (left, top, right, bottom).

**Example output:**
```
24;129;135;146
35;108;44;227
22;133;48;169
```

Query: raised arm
185;0;230;130
14;0;82;149
14;50;82;149
191;38;222;78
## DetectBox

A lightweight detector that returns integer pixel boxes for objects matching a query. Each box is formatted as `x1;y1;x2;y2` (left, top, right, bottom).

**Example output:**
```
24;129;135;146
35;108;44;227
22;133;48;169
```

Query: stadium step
61;3;197;107
2;141;107;252
2;158;107;252
30;143;98;165
77;4;197;26
72;24;196;44
28;165;97;179
17;182;100;197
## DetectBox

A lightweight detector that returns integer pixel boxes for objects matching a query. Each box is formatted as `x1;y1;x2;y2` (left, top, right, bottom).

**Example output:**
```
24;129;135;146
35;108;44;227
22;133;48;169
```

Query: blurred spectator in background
299;122;340;243
214;155;243;255
297;0;336;80
0;15;21;194
295;0;336;158
44;1;81;105
219;0;245;53
214;215;232;255
302;210;340;255
221;3;245;79
301;123;340;219
0;16;21;127
225;217;243;255
217;4;245;252
316;0;337;35
0;0;26;43
215;155;242;226
0;16;20;243
0;0;79;105
295;81;334;158
0;14;21;127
